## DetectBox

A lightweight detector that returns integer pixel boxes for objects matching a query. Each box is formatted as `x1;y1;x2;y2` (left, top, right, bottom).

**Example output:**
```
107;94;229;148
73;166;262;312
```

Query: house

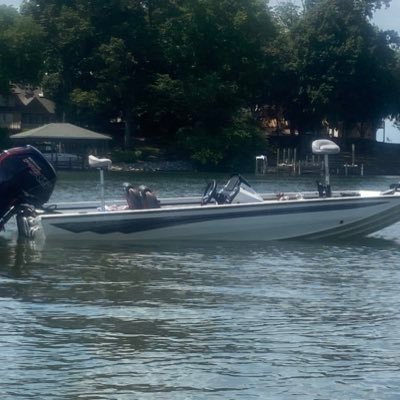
0;84;56;132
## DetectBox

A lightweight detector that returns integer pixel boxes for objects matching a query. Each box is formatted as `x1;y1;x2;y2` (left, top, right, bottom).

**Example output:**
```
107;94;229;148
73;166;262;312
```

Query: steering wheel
201;180;217;205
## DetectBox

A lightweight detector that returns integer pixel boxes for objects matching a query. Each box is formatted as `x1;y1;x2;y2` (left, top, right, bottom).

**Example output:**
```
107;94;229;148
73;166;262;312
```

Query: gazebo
10;123;112;169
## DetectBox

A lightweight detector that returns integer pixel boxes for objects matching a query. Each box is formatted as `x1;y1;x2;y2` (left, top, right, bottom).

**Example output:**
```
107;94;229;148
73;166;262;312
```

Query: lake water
1;172;400;399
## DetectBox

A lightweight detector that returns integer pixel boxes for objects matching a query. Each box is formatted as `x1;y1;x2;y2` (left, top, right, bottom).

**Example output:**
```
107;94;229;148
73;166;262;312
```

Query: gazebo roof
10;123;112;141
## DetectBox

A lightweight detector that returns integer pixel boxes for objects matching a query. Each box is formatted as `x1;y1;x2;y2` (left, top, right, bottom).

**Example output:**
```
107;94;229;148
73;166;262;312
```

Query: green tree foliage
304;0;391;15
156;0;275;125
149;0;276;167
272;0;400;135
22;0;159;148
21;0;98;119
177;110;266;171
22;0;275;170
0;5;45;91
14;0;400;169
273;0;301;30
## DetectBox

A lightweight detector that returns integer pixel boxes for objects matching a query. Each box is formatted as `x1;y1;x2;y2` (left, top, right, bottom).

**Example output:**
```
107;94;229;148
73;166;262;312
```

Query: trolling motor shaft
88;155;112;211
312;139;340;197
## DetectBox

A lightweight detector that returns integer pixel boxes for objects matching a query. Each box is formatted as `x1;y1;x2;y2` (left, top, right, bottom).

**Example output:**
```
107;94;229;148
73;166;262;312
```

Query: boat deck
41;190;385;216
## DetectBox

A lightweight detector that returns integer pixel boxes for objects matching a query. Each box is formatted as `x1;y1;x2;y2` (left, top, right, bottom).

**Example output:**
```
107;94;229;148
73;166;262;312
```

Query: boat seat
88;155;112;169
126;186;142;209
312;139;340;155
125;184;160;209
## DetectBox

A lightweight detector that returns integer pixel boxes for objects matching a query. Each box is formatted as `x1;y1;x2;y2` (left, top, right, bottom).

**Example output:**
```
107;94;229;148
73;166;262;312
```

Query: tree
22;0;158;148
21;0;97;120
303;0;391;15
148;0;275;167
0;5;45;91
159;0;275;117
273;0;301;30
272;0;400;135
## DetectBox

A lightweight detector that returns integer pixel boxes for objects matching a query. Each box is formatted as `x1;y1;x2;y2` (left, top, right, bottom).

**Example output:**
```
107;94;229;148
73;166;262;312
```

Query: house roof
10;123;112;141
12;84;56;114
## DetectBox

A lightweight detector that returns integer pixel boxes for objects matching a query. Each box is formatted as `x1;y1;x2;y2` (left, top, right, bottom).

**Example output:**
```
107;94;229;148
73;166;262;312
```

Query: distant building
259;106;378;140
0;84;56;132
10;123;112;169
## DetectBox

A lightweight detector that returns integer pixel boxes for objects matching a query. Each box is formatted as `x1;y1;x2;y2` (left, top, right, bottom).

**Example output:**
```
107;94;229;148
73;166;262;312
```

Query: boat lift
255;155;268;175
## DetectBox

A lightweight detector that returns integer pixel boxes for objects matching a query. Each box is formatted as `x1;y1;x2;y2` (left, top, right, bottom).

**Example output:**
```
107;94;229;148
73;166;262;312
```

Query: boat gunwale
39;190;400;221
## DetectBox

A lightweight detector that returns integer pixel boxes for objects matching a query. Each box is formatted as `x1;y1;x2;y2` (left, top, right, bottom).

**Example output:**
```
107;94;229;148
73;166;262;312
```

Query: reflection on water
1;173;400;398
1;237;400;398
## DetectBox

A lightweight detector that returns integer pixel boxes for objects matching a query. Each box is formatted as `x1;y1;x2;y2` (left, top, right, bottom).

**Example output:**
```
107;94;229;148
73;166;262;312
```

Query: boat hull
39;193;400;241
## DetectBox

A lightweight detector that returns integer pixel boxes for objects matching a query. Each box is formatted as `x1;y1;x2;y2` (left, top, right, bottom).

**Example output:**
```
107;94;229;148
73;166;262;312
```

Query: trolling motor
0;146;57;238
312;139;340;198
88;155;112;211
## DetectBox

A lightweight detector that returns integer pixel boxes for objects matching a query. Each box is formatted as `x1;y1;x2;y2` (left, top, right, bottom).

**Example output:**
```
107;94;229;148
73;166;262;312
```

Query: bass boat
1;140;400;242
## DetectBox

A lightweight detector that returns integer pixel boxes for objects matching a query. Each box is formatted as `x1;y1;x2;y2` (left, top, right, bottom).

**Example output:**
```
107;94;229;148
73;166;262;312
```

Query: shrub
110;149;142;163
110;146;163;163
177;111;267;171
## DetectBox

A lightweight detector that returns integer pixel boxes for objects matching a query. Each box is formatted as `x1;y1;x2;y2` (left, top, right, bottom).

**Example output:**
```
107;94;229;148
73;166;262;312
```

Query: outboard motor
0;146;56;232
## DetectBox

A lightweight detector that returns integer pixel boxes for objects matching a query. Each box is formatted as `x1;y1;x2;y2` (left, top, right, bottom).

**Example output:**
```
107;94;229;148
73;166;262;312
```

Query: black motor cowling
0;145;56;228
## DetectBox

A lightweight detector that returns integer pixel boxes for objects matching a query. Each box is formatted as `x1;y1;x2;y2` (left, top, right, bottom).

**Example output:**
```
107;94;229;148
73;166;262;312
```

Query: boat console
202;174;263;205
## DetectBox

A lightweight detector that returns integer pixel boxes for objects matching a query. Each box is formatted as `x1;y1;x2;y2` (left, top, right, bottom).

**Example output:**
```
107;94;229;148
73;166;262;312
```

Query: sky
2;0;400;142
1;0;18;7
1;0;399;31
267;0;400;31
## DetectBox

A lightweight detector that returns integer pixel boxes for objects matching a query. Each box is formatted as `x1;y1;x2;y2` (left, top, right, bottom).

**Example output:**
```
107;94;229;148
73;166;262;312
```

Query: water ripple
1;175;400;398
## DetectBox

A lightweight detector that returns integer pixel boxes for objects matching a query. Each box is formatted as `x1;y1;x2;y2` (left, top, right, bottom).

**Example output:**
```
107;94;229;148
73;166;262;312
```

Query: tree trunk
124;108;135;149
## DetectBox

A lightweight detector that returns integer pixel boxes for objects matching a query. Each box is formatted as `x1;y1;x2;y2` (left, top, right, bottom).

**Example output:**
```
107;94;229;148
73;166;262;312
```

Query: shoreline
109;160;193;172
